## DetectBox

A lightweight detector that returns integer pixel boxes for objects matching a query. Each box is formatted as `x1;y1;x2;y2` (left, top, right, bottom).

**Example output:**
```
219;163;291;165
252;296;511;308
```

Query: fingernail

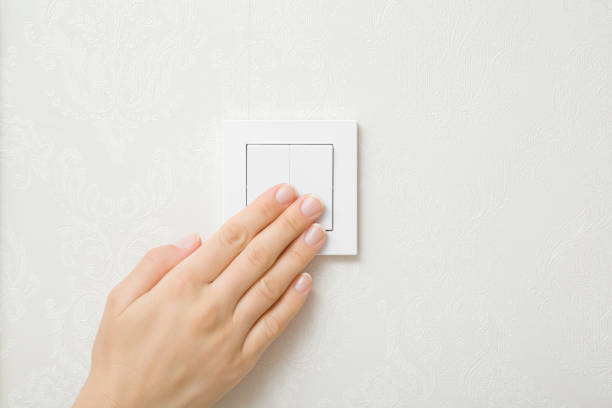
304;224;325;246
275;184;296;204
295;273;312;293
301;195;322;217
174;233;199;249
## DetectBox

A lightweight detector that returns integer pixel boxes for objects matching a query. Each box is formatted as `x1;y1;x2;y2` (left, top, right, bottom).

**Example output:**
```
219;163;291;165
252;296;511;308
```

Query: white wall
2;1;611;406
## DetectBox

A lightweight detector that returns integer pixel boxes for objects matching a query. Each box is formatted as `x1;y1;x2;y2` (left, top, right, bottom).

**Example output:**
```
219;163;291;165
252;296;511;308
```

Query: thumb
106;233;201;315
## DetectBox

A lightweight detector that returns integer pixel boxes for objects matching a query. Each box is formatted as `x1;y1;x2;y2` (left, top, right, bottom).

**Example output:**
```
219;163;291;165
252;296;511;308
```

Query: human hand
73;184;326;408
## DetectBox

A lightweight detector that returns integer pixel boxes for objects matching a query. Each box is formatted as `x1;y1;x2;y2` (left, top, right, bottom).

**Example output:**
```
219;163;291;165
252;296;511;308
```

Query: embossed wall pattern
1;1;612;407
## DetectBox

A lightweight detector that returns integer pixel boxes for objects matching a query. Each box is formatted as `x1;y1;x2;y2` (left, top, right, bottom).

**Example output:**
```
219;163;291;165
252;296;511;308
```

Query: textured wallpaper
1;1;612;407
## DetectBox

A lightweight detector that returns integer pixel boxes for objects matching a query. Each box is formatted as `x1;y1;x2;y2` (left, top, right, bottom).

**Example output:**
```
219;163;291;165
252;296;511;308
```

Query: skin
73;184;326;408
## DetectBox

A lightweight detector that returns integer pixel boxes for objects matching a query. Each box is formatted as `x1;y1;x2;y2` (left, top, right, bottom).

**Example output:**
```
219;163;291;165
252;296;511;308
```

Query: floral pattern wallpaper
1;0;612;407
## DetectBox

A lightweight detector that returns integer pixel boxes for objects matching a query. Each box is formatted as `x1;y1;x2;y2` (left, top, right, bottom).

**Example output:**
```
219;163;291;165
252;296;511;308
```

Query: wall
1;1;612;407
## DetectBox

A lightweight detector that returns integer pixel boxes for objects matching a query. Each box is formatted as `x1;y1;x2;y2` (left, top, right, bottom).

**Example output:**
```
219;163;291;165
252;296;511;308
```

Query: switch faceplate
223;120;357;255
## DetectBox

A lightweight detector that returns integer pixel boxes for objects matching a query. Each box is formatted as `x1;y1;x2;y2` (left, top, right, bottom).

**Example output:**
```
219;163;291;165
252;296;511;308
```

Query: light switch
246;144;333;230
289;145;333;230
246;145;289;204
224;120;357;255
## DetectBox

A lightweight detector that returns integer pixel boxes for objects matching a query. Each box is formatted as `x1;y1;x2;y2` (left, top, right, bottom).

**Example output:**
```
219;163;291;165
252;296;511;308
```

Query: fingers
242;273;312;358
168;184;297;285
107;233;201;315
233;224;325;331
213;194;323;304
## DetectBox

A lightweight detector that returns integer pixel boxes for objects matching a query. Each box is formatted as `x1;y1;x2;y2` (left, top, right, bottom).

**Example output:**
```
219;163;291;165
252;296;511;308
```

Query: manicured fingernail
275;184;296;204
174;233;199;249
301;195;322;217
295;273;312;293
304;223;325;246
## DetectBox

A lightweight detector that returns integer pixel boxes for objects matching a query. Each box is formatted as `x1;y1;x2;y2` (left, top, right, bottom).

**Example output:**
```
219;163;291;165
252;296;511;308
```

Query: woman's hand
73;184;326;408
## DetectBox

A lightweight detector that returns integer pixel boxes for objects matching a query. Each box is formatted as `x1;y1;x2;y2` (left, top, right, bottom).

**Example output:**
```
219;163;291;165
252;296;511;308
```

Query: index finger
168;184;297;285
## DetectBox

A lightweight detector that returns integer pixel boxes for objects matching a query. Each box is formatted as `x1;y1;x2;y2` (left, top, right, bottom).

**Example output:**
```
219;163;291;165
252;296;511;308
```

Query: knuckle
195;297;224;331
221;358;247;386
197;308;218;331
166;273;192;299
141;247;166;268
287;247;311;266
256;276;280;303
238;349;256;369
246;245;271;269
262;315;282;341
280;214;302;235
257;200;277;221
220;223;249;249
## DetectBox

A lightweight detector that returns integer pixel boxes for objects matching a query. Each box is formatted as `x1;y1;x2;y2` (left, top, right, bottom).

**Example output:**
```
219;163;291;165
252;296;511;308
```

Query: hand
73;184;326;408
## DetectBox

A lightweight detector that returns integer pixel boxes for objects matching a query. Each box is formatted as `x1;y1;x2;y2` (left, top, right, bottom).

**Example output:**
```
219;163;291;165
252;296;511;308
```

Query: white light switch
224;120;357;255
246;144;333;230
246;145;289;204
289;145;333;230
